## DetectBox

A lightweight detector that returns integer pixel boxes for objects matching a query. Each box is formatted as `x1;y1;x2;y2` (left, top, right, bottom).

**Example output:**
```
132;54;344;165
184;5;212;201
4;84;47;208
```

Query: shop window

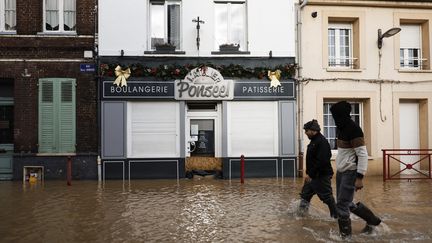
127;102;180;158
0;0;16;32
44;0;76;32
323;101;362;150
328;23;355;69
214;1;247;51
38;78;76;153
227;101;278;157
149;0;181;50
400;24;426;70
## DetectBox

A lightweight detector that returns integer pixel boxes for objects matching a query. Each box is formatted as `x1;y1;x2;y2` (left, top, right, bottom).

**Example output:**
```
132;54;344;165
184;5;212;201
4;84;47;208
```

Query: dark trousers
336;170;357;219
300;175;335;205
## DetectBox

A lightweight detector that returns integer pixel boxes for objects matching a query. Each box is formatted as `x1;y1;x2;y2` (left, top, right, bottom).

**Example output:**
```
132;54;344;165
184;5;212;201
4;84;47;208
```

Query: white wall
98;0;295;57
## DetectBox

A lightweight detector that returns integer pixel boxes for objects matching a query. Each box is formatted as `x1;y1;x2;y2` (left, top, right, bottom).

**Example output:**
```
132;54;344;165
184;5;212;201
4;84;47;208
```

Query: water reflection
0;177;431;242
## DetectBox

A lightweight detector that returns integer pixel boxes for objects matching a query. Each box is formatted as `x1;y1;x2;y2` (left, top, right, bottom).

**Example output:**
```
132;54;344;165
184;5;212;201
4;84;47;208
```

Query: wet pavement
0;176;431;242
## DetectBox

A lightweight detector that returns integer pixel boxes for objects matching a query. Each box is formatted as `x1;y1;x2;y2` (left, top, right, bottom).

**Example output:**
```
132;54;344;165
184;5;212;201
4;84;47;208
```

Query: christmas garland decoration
100;63;296;80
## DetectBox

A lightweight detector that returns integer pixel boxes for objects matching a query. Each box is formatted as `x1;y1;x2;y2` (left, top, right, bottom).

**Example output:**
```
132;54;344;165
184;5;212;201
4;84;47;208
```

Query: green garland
100;63;296;80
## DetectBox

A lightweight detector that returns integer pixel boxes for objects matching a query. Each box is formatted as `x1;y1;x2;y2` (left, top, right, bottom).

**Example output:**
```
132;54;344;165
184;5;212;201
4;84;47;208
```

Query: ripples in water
0;177;431;242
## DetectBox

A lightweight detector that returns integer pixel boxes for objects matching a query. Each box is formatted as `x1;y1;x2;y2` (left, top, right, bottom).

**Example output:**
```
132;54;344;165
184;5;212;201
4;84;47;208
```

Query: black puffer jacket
306;132;333;178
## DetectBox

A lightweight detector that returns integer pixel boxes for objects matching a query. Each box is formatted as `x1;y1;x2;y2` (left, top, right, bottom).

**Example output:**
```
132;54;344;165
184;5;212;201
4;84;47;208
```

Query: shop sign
103;81;175;98
234;80;295;100
175;67;234;100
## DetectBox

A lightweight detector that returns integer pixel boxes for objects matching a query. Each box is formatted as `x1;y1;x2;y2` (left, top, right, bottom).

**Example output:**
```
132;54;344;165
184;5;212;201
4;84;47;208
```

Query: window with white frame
323;101;362;150
0;0;16;32
214;1;246;51
400;24;423;69
44;0;76;32
149;0;181;50
328;23;353;68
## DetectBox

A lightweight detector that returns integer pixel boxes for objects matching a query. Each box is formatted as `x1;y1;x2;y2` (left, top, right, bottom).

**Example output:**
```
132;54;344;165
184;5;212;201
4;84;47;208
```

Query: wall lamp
377;27;401;49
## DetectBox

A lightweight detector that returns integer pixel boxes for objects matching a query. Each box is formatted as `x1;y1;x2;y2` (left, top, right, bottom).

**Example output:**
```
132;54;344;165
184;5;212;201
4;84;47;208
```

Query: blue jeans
336;170;357;219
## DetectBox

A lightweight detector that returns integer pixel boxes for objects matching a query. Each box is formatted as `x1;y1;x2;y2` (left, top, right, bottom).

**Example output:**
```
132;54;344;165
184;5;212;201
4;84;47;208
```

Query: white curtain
45;0;59;30
63;0;76;31
5;0;16;30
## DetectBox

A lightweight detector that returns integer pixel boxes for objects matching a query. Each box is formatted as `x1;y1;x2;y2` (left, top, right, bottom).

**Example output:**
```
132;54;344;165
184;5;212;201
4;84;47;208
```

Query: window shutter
39;80;56;153
38;78;75;153
400;24;421;49
58;80;76;152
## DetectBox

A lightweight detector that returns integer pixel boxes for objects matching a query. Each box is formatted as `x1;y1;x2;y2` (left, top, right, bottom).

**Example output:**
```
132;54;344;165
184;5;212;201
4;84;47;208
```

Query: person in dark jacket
298;119;337;219
330;101;381;238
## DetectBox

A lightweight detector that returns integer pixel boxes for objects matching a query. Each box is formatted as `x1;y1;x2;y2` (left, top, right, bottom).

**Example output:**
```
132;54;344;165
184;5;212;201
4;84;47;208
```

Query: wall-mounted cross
192;16;205;50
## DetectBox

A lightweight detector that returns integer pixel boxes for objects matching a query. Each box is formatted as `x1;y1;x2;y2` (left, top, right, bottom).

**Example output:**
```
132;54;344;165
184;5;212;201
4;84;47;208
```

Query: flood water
1;176;431;242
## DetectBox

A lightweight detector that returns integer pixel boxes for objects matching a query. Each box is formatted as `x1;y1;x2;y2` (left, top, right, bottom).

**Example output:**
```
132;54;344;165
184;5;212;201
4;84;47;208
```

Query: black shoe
338;218;352;239
297;199;309;216
360;224;375;234
351;202;381;226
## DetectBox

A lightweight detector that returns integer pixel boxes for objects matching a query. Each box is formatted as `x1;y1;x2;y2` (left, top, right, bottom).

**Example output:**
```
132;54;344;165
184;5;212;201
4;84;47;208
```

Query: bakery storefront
101;67;296;179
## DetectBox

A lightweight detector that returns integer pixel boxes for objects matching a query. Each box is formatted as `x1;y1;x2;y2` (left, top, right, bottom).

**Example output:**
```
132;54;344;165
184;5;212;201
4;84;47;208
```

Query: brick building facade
0;0;98;180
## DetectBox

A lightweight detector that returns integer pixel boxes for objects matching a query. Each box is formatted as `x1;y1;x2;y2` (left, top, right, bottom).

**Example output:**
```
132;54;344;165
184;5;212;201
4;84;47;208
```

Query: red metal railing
382;149;432;181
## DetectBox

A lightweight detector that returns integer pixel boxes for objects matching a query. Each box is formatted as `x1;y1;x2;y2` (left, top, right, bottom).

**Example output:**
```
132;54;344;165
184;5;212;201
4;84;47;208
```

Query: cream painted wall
299;2;432;176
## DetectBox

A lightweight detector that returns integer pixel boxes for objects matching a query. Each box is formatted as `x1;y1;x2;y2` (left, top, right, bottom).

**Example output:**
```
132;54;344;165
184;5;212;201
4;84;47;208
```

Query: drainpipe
94;2;102;181
296;0;308;177
97;155;102;182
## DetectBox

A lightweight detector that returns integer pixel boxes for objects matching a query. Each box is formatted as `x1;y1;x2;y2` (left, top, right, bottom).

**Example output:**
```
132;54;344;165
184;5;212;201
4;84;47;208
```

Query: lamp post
377;27;401;49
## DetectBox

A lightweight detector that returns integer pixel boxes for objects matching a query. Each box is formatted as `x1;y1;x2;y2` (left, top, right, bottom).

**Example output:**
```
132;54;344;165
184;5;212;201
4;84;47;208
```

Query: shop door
185;107;222;173
399;102;420;174
0;103;13;180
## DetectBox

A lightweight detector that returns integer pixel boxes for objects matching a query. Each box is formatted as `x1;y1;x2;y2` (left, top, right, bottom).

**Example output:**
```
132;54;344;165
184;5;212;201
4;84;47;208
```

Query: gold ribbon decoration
267;69;281;88
113;65;131;87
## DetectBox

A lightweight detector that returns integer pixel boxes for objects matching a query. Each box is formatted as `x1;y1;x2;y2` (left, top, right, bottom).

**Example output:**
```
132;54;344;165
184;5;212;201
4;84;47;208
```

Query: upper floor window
44;0;76;32
214;1;246;51
0;0;16;32
400;24;423;70
149;0;181;50
323;101;362;150
328;23;354;68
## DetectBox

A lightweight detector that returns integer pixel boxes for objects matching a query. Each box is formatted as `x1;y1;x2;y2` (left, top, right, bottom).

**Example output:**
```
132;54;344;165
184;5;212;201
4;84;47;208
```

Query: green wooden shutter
38;78;76;153
39;79;56;153
58;80;76;152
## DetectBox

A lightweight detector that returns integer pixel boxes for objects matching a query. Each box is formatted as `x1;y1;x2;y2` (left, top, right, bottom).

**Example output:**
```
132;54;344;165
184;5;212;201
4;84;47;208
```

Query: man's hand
355;178;364;191
304;175;312;183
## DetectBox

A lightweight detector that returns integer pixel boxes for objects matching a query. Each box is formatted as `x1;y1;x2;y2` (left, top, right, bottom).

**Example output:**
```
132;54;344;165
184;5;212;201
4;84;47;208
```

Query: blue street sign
80;64;96;72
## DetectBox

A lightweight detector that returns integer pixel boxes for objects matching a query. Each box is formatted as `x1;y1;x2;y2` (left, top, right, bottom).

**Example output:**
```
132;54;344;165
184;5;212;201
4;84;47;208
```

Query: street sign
80;64;95;72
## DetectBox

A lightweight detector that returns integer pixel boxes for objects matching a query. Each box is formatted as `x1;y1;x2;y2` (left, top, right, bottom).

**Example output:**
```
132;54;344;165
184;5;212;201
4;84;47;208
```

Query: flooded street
1;177;432;242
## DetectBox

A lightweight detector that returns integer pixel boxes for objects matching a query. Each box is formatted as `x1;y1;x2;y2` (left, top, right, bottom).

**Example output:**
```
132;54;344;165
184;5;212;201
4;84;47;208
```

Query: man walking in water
298;119;337;219
330;101;381;238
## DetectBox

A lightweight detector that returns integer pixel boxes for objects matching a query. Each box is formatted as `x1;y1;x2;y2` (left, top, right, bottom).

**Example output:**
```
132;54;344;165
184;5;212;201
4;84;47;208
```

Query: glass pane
413;48;419;67
329;139;337;150
215;3;228;48
4;0;16;30
150;3;165;48
190;119;214;157
45;0;59;30
400;49;405;66
167;4;180;48
329;127;336;138
63;0;76;31
230;3;245;50
0;106;13;143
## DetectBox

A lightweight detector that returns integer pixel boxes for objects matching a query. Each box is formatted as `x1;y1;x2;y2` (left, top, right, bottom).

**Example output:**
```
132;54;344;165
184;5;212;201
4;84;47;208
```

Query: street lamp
377;27;401;49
